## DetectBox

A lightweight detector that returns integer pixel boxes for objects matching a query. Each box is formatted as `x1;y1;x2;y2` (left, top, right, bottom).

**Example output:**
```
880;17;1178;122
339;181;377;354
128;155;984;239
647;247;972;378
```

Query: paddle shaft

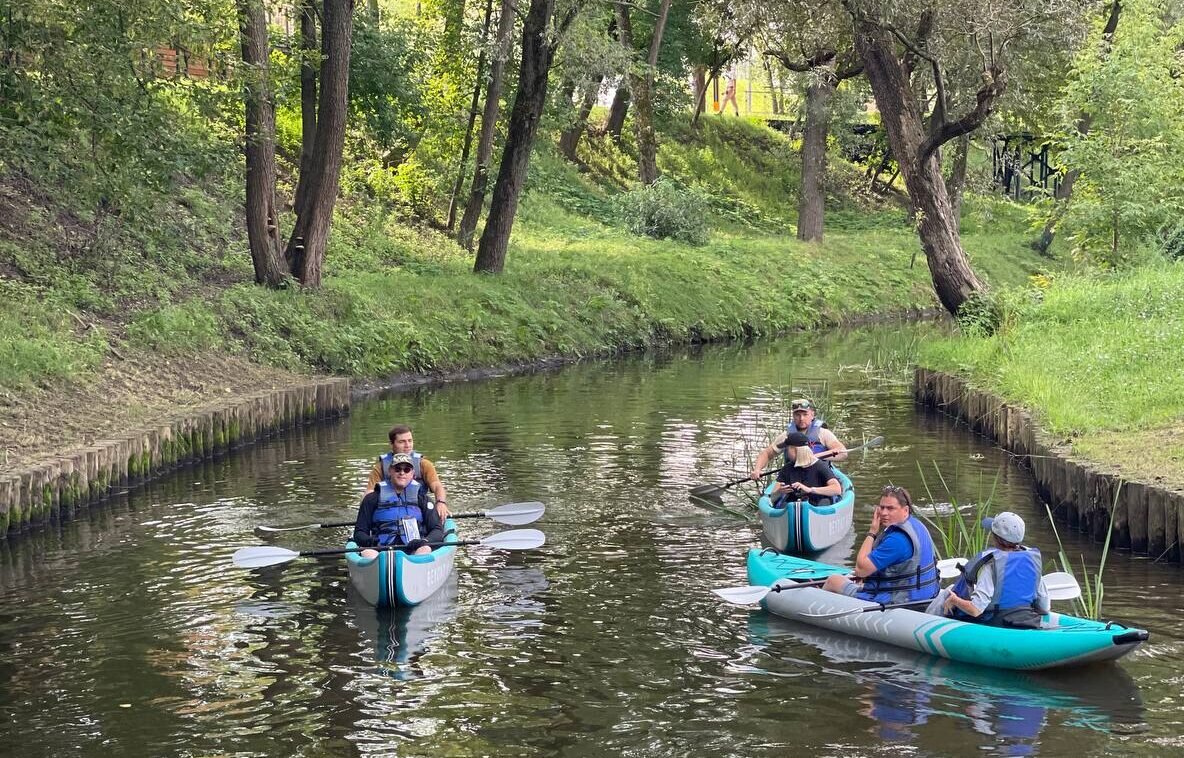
306;511;503;530
695;436;883;494
301;539;478;558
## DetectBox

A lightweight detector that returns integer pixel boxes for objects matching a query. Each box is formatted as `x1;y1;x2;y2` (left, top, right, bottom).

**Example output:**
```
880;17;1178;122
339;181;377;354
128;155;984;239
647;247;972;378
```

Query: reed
913;461;998;560
1043;481;1121;620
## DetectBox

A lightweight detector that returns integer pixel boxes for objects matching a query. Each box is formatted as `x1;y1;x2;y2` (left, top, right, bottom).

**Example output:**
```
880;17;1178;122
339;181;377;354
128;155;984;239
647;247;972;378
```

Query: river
1;323;1181;756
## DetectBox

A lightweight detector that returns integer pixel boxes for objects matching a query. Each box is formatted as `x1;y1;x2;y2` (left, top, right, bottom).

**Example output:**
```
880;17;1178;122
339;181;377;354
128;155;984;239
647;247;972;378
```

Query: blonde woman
770;432;842;505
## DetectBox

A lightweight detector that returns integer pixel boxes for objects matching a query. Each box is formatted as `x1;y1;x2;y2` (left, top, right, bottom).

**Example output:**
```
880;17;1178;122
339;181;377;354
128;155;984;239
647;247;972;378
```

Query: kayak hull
746;548;1149;671
758;468;854;553
346;518;458;608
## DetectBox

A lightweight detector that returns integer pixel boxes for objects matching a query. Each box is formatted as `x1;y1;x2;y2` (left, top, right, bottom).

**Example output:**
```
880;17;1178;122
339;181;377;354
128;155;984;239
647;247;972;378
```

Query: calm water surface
2;324;1182;756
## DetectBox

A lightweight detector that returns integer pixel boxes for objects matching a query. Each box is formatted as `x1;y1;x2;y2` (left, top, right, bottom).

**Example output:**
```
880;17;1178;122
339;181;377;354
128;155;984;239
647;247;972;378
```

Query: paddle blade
233;545;301;568
937;557;967;580
486;501;546;526
688;483;725;499
481;528;546;551
255;523;321;534
712;585;772;605
862;435;885;450
1043;571;1082;601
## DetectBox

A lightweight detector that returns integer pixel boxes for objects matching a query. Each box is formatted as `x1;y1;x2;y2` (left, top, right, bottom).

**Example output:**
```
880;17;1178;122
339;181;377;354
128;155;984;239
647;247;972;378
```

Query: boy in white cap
928;511;1050;628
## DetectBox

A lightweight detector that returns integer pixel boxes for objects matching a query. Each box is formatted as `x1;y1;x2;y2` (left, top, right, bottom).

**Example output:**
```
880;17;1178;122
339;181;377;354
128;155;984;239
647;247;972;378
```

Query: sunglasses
392;465;414;474
790;402;812;411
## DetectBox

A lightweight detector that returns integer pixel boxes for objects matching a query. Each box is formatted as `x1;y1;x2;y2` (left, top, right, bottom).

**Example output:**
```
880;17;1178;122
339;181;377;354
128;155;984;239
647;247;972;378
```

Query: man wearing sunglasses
365;424;451;518
750;398;847;481
354;453;446;558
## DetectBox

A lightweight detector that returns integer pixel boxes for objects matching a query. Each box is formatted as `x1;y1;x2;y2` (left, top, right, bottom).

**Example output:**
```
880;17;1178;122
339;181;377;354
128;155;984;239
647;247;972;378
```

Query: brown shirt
365;456;441;494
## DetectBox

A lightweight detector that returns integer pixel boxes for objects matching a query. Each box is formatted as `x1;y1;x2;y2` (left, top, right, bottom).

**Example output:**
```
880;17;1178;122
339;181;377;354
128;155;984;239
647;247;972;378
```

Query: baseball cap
390;453;413;467
784;431;810;447
982;512;1025;544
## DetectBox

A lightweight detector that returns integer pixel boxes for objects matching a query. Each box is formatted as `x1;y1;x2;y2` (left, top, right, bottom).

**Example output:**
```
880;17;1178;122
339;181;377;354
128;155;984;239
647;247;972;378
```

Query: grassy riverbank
919;264;1184;488
2;118;1050;470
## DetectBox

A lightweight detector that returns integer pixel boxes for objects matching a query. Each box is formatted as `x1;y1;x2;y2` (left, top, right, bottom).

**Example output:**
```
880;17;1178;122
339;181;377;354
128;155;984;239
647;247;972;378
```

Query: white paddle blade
937;557;967;580
712;585;772;605
255;523;320;533
1043;571;1082;601
486;502;546;526
233;545;301;568
482;528;546;551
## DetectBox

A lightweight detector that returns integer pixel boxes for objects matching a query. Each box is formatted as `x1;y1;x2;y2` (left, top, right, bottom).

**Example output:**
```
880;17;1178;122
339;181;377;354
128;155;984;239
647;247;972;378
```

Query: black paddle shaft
299;540;480;558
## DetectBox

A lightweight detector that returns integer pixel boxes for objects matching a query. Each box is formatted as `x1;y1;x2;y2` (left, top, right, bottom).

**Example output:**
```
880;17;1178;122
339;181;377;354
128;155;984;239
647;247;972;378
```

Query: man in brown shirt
365;424;452;518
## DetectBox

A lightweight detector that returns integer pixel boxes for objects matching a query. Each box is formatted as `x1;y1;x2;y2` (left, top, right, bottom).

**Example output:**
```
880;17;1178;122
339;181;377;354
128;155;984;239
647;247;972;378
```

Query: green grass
920;264;1184;484
1;116;1052;390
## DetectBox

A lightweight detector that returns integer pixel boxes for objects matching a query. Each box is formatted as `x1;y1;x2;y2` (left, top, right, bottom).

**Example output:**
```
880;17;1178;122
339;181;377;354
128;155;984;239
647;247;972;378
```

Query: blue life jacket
860;515;940;604
784;418;827;463
372;479;426;546
949;546;1043;625
380;450;424;482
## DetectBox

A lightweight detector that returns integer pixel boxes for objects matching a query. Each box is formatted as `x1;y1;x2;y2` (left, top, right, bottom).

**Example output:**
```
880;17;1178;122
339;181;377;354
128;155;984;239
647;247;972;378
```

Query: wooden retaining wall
0;379;350;540
915;368;1184;564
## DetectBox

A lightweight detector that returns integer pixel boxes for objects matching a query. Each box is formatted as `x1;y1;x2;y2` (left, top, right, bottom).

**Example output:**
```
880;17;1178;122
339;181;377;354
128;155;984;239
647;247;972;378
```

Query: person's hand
750;467;762;481
361;548;378;559
869;510;882;534
790;482;809;494
943;593;959;613
771;482;790;495
435;500;451;518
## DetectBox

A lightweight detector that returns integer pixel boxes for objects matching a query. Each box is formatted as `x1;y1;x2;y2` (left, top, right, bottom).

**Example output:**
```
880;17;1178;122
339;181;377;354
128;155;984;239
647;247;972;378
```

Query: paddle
232;528;546;569
712;578;830;605
256;501;546;533
802;571;1083;620
688;435;885;503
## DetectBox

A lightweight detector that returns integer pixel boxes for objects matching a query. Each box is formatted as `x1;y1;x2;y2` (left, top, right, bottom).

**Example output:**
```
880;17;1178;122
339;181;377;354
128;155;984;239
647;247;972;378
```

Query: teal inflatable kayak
746;548;1149;670
345;518;459;608
757;468;854;553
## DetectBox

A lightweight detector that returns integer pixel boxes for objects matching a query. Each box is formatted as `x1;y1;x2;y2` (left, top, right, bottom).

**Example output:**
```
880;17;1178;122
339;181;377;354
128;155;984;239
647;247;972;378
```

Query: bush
613;179;710;245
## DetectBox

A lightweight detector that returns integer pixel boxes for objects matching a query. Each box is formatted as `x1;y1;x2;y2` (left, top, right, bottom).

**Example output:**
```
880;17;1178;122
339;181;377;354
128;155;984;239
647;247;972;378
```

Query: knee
822;575;845;593
413;545;432;555
361;549;378;559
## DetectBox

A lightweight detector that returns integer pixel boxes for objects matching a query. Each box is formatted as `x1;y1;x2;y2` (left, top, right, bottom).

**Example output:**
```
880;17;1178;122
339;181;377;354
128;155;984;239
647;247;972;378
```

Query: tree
1053;0;1184;264
840;0;1075;316
473;0;584;273
238;0;287;286
457;0;517;250
630;0;674;184
763;2;863;241
283;0;355;288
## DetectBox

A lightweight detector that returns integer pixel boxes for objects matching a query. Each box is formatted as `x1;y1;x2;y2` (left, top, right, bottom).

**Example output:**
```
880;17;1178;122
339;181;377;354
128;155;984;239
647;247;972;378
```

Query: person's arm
365;459;382;493
752;435;786;479
351;493;379;547
816;429;848;462
420;458;450;518
855;531;913;578
1035;577;1050;614
420;491;446;543
852;509;884;577
944;564;994;617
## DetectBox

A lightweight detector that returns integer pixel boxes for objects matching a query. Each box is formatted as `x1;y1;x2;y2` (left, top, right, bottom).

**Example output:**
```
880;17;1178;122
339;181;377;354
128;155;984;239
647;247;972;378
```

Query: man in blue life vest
364;424;452;518
353;453;446;559
822;485;940;604
929;511;1049;628
750;398;847;480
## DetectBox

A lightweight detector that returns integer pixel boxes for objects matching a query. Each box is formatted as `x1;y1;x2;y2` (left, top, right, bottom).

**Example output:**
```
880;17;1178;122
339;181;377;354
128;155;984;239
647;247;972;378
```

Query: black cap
785;431;810;447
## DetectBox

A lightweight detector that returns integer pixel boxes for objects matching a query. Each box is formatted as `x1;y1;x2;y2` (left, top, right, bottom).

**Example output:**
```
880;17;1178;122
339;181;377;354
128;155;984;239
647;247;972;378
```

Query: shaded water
2;323;1182;756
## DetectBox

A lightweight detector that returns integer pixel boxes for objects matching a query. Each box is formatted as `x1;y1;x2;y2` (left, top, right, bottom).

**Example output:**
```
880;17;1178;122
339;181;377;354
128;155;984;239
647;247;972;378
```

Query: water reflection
746;613;1146;754
349;578;459;681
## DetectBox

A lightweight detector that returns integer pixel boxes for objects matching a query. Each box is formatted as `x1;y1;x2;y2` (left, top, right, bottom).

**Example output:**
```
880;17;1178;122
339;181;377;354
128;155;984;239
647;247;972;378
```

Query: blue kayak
746;548;1149;671
345;518;459;608
757;468;854;553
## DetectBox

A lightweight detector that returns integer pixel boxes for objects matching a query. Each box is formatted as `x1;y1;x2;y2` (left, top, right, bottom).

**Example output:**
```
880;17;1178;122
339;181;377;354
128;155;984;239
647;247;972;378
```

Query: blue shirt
869;530;914;572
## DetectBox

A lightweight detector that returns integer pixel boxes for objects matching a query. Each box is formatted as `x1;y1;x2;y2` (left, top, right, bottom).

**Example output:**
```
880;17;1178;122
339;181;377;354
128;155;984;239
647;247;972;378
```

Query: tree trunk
946;133;970;229
457;0;515;250
473;0;557;274
693;67;707;117
559;74;603;161
762;59;779;115
293;0;318;217
238;0;287;287
851;18;985;316
283;0;354;288
631;0;672;185
606;84;629;142
798;70;837;242
448;0;495;230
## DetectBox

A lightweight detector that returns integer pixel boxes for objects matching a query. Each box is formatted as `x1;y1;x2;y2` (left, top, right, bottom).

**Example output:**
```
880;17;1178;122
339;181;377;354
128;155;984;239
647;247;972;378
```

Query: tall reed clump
913;462;998;560
1043;481;1121;620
